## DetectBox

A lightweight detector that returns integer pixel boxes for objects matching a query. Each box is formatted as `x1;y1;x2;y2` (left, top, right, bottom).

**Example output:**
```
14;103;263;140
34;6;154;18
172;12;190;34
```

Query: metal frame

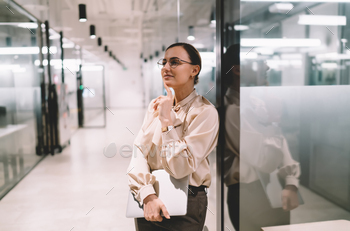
216;0;224;230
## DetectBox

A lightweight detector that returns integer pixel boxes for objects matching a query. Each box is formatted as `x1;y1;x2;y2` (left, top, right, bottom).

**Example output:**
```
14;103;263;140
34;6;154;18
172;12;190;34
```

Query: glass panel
223;0;350;230
0;1;44;199
81;65;106;127
62;38;80;134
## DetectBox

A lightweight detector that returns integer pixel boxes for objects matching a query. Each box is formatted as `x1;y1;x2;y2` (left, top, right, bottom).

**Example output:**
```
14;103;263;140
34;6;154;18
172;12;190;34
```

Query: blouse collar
173;88;198;112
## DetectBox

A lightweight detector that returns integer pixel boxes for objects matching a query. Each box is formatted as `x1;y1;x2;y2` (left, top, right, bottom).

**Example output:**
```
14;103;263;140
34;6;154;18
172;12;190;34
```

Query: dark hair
223;44;240;87
166;42;202;85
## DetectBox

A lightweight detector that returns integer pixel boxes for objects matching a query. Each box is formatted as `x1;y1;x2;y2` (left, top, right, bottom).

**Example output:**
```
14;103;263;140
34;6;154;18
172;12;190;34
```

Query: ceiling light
49;34;60;40
187;36;195;41
321;63;338;69
0;46;57;55
79;4;87;22
187;26;195;41
315;52;350;61
104;46;108;52
298;15;346;26
241;38;321;47
62;43;75;49
18;23;38;29
0;64;21;69
90;25;96;39
269;3;294;13
98;37;102;46
234;25;249;31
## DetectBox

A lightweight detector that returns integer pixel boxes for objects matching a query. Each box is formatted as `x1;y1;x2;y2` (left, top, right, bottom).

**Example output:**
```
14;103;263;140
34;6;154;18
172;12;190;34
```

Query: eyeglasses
157;57;194;69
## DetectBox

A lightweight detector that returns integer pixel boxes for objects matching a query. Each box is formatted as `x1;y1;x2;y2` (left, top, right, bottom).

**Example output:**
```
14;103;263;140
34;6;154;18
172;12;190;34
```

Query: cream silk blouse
126;88;219;205
223;88;301;188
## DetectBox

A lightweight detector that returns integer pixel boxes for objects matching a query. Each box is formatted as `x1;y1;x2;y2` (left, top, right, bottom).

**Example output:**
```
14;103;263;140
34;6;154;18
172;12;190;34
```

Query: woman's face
161;46;199;89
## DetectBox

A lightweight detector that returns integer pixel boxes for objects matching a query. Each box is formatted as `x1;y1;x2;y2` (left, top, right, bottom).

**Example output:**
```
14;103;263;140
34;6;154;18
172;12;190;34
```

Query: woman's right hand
143;194;171;222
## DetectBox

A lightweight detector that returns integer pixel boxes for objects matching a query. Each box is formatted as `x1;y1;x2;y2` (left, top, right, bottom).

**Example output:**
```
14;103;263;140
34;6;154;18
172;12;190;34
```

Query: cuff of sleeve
285;176;299;188
161;127;180;144
139;184;156;205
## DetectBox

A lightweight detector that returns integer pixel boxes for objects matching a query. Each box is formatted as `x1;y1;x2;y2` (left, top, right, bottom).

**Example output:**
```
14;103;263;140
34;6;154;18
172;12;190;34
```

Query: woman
126;42;219;231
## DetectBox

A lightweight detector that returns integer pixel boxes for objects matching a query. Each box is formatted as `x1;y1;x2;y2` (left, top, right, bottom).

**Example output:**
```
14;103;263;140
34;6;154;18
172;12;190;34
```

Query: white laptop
126;169;189;218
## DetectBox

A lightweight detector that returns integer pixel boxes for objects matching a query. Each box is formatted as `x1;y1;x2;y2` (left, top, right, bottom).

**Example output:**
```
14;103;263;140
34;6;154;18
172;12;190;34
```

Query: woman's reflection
223;44;301;231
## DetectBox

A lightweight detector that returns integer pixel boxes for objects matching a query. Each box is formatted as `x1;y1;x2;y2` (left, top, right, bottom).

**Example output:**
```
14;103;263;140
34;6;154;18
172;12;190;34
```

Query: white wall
106;49;144;108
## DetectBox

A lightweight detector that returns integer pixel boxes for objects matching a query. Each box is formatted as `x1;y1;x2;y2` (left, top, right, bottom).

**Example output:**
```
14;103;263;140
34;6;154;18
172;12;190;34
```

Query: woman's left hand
281;185;299;211
153;82;174;123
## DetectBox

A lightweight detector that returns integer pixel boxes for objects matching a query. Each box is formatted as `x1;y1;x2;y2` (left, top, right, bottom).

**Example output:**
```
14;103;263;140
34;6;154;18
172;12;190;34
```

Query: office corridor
0;105;220;231
0;108;146;231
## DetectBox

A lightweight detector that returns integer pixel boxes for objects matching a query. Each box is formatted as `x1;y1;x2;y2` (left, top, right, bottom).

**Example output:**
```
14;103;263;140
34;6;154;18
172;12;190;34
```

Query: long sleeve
277;137;301;188
160;106;219;179
240;118;301;188
126;100;157;205
240;129;285;174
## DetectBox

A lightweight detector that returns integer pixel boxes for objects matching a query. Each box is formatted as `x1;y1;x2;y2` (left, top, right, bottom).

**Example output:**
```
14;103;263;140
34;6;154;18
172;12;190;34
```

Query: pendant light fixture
98;37;102;46
104;46;108;52
79;4;87;22
210;7;216;24
90;25;96;39
187;26;195;41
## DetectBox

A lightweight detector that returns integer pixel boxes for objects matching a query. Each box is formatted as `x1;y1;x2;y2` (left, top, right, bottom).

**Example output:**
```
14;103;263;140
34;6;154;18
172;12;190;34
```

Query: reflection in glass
222;1;350;230
0;1;44;199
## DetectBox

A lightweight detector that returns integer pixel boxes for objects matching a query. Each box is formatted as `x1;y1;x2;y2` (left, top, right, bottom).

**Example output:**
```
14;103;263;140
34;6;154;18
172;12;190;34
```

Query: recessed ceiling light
298;15;346;26
234;25;249;31
269;3;294;13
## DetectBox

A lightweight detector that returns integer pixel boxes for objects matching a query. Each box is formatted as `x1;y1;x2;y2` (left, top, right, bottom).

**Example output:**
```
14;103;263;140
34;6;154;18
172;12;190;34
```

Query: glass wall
221;0;350;230
62;38;80;134
81;64;106;128
141;0;216;229
0;1;44;199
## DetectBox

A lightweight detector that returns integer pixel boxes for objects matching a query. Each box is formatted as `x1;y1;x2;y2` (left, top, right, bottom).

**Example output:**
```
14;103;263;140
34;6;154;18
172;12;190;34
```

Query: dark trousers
135;190;207;231
227;181;290;231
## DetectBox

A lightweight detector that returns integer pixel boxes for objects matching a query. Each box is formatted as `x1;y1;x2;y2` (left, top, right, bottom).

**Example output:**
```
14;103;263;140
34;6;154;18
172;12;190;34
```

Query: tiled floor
0;108;218;231
0;108;349;231
0;108;145;231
